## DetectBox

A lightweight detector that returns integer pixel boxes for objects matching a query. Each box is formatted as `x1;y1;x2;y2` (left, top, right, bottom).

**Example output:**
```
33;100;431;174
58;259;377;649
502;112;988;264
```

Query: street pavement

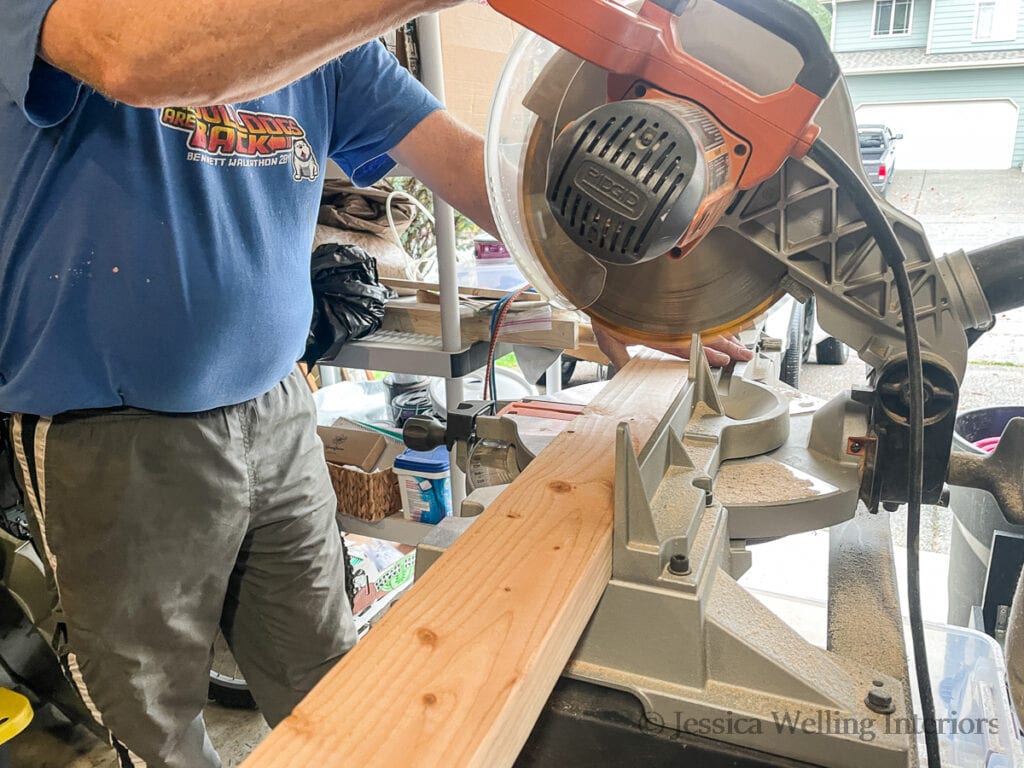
890;170;1024;407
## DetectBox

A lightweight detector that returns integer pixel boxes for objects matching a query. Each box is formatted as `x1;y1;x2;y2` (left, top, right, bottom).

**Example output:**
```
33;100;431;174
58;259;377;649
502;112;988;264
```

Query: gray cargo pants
8;368;357;767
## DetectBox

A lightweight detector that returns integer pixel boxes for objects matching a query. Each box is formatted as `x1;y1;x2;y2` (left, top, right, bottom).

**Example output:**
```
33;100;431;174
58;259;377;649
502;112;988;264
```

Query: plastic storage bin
394;446;453;525
947;406;1024;629
924;621;1024;767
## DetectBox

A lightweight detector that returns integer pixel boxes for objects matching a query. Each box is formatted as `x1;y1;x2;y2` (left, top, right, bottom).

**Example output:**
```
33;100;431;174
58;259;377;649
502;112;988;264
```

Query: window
858;129;885;149
976;0;997;38
974;0;1019;41
873;0;913;35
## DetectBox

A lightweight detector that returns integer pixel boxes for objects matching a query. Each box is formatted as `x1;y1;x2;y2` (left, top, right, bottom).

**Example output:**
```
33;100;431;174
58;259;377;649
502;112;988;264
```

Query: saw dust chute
486;32;787;344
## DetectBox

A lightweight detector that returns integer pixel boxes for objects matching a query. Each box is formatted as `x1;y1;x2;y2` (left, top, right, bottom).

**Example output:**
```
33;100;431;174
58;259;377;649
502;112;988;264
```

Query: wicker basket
326;461;402;522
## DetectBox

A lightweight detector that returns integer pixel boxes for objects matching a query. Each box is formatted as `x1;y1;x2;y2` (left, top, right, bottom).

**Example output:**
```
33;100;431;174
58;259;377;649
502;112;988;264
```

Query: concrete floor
13;169;1024;766
13;702;268;768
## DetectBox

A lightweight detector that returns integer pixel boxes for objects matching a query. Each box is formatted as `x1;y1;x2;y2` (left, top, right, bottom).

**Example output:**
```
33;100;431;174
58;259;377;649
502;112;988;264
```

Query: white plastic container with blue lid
393;446;453;525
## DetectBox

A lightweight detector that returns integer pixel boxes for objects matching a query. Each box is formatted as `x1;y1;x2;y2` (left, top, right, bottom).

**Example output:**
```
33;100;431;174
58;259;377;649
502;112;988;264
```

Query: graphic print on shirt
159;105;320;181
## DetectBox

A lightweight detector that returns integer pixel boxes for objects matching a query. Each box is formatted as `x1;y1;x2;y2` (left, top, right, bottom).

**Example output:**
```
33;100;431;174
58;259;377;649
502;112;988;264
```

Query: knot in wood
416;628;438;646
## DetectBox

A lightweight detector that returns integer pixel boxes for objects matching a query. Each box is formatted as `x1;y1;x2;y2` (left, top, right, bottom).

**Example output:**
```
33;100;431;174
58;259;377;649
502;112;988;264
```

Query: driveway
886;169;1024;257
886;170;1024;399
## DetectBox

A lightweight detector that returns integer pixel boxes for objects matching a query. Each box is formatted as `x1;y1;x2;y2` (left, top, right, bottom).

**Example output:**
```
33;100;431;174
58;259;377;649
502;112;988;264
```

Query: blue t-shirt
0;5;442;416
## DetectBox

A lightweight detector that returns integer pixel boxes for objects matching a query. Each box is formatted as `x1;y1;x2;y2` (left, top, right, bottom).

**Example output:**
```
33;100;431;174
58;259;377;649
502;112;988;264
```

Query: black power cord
807;141;940;768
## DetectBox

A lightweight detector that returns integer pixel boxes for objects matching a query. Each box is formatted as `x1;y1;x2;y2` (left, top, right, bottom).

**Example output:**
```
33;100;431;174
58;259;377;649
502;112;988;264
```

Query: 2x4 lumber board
567;323;611;366
242;350;689;768
382;277;546;301
382;297;579;349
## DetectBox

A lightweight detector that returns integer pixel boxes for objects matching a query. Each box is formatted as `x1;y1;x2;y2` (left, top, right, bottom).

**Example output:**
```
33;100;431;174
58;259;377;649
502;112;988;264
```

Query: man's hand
593;323;754;371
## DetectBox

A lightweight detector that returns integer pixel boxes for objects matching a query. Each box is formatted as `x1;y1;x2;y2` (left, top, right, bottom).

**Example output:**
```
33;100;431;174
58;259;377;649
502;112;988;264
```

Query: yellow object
0;687;32;744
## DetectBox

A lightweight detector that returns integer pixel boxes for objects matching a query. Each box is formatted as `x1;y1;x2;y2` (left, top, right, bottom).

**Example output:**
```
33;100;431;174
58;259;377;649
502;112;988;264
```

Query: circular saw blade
519;53;786;342
584;229;787;341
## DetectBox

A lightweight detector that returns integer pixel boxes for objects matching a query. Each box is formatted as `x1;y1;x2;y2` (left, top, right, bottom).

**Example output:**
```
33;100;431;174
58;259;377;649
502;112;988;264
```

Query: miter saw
406;0;1024;766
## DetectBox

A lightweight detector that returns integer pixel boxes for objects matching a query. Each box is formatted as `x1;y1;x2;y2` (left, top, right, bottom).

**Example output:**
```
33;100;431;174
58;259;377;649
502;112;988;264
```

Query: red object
974;436;1001;453
499;400;586;421
878;164;887;180
474;239;511;261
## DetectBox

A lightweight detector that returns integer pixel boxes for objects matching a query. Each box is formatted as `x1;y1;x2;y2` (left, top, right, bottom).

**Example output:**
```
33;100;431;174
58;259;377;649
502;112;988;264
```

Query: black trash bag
0;415;31;540
0;416;20;511
302;243;396;365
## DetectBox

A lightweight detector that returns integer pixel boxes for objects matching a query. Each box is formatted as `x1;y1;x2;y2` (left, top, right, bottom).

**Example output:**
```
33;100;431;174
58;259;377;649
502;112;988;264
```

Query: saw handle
710;0;840;99
489;0;836;183
403;416;449;452
645;0;837;98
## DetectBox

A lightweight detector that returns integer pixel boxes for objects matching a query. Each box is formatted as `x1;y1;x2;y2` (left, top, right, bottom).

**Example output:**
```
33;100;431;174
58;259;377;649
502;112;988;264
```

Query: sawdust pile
691;402;720;420
714;460;817;505
682;440;715;472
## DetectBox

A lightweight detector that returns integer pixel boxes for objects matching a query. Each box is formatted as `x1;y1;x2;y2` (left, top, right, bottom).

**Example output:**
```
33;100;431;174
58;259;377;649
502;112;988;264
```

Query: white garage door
855;100;1017;170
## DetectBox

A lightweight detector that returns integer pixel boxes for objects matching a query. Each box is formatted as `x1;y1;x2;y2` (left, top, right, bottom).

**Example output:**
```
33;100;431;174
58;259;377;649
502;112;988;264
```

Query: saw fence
242;351;688;767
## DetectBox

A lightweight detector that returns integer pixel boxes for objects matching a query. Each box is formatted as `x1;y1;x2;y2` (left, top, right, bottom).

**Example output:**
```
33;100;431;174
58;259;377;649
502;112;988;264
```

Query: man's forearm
392;110;498;238
40;0;463;108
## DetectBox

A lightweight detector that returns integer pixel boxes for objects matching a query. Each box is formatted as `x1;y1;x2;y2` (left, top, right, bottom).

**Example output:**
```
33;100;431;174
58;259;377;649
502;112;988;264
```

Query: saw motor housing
546;95;746;266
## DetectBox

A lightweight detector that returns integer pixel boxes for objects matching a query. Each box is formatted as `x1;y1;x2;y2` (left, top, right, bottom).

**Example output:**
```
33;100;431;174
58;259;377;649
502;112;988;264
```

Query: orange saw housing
488;0;839;193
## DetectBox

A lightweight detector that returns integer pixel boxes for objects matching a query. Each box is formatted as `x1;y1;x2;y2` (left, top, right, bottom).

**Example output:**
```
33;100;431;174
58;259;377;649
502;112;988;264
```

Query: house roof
837;47;1024;74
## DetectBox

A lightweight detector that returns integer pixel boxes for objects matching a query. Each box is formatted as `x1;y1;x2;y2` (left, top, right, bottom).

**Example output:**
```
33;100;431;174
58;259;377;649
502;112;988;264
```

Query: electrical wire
485;285;531;400
807;141;939;768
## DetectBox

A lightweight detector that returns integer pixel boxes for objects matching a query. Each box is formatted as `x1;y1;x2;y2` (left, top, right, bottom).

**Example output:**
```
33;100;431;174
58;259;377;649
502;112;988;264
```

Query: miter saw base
517;620;1017;768
411;346;1022;767
564;349;915;768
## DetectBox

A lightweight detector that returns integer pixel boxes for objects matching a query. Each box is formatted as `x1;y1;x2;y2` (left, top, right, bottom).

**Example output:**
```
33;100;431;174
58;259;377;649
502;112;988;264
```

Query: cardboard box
317;425;386;472
438;4;523;134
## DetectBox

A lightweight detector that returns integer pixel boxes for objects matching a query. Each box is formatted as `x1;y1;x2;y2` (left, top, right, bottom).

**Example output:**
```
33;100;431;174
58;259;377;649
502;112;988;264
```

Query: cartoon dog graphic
291;138;319;182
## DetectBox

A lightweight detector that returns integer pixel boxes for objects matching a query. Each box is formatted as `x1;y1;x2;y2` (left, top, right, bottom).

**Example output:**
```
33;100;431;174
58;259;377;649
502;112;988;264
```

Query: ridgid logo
159;105;320;181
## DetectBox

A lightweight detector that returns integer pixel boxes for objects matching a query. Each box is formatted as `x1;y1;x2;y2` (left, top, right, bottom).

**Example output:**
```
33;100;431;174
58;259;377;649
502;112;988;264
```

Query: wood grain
382;296;579;349
379;279;610;363
242;351;689;768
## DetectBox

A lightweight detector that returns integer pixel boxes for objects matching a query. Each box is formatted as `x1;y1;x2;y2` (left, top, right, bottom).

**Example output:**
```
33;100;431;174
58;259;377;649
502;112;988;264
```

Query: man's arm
39;0;464;107
390;110;498;238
